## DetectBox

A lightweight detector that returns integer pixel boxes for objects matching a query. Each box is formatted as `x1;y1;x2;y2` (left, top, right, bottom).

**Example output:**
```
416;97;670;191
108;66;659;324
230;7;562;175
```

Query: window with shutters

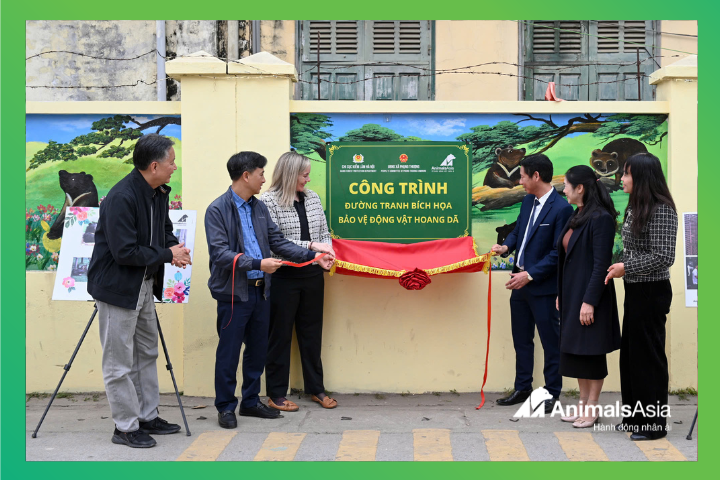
523;21;657;101
298;21;433;100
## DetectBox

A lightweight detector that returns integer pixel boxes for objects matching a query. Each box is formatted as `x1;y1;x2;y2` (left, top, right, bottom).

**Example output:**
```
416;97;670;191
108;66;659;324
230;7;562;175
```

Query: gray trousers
96;279;159;432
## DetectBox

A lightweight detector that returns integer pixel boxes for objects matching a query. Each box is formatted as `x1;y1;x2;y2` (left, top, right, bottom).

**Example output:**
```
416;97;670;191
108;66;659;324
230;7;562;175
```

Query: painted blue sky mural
323;113;588;142
26;114;182;143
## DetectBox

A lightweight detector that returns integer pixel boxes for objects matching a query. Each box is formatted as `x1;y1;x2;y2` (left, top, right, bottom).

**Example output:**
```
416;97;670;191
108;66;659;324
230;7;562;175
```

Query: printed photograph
70;257;91;282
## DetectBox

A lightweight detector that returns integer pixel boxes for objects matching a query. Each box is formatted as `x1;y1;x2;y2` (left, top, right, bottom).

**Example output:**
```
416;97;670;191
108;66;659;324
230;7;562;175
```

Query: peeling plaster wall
259;20;295;65
26;21;158;101
26;20;221;101
164;21;219;101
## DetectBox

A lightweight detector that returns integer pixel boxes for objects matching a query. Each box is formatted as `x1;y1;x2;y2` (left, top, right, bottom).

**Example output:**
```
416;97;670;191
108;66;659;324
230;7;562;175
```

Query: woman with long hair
605;153;677;440
557;165;621;427
259;152;337;411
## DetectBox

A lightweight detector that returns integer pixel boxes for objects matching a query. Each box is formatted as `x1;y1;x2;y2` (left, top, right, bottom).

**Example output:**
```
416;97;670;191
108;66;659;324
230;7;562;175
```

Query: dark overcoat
557;210;621;355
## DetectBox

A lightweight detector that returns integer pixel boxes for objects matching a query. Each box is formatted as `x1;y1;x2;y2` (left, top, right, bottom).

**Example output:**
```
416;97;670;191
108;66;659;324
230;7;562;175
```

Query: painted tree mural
458;113;668;173
27;115;181;170
290;113;334;161
290;114;424;161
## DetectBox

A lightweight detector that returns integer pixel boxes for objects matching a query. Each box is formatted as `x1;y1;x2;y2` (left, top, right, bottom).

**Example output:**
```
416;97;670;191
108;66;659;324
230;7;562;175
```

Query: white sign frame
51;207;197;304
682;212;698;308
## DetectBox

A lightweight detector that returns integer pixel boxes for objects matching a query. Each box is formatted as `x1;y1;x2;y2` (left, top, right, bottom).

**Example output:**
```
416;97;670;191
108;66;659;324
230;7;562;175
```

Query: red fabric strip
476;269;492;409
281;252;327;268
223;252;326;330
332;237;486;278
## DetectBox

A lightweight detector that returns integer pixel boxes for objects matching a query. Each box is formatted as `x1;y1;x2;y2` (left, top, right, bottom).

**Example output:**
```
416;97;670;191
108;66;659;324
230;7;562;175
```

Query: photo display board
327;142;471;242
51;208;197;303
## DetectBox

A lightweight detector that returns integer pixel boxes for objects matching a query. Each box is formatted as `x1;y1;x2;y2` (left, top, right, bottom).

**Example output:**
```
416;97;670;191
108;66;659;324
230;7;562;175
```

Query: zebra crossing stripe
482;430;530;461
630;435;687;461
176;431;237;461
336;430;380;461
253;432;307;461
555;432;609;461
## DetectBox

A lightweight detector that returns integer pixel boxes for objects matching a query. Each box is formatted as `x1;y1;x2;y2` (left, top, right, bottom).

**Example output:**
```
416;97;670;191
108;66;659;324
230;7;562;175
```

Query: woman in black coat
557;165;621;428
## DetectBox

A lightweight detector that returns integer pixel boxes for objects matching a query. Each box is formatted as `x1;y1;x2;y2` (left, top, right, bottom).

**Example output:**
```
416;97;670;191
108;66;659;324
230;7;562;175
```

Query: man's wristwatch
526;272;533;281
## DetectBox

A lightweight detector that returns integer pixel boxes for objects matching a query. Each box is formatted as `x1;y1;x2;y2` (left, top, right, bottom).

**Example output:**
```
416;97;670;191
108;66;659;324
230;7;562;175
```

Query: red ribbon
223;252;327;330
476;267;492;409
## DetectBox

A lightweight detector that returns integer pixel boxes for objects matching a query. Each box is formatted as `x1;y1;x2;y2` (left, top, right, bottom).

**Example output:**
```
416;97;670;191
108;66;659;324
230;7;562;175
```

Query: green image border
2;1;709;477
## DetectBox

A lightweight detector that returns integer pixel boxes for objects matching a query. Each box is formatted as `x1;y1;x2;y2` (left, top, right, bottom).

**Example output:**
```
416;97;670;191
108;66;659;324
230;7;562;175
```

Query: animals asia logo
513;387;554;418
440;154;455;167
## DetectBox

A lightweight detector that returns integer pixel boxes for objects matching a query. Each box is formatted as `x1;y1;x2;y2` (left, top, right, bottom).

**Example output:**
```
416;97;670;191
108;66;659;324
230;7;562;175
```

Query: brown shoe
268;398;299;412
311;395;338;409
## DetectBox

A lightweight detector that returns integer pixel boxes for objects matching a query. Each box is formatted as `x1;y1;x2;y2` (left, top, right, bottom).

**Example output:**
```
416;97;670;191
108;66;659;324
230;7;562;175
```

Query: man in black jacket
205;151;333;429
88;134;192;448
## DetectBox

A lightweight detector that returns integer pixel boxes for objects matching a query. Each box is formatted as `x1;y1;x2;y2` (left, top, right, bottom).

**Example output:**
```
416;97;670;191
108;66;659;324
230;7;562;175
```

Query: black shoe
544;397;559;414
139;416;181;435
496;389;532;406
111;428;156;448
218;411;237;429
631;431;666;441
240;402;284;419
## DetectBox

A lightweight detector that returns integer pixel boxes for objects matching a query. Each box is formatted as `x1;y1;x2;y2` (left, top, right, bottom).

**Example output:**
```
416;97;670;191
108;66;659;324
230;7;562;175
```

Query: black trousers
509;287;562;398
266;274;325;398
214;286;270;412
620;280;672;439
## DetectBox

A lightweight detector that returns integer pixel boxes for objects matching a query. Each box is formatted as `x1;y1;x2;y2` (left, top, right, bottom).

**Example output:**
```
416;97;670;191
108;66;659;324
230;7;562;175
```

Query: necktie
517;199;541;269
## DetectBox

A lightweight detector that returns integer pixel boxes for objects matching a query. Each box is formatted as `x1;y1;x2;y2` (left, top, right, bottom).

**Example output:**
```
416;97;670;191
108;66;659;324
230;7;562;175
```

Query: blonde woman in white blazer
259;152;337;411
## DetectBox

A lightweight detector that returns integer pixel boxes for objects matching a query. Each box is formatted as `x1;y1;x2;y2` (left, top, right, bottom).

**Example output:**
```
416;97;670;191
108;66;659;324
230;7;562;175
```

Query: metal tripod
31;305;191;438
686;409;698;440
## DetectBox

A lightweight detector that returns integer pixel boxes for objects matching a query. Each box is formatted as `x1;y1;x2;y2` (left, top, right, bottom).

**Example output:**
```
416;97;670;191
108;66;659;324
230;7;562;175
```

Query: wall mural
290;113;668;270
25;114;182;271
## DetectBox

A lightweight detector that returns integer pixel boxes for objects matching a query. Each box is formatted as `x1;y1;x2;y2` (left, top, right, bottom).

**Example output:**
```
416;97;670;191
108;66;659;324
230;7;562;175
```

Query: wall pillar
649;55;698;390
167;51;297;396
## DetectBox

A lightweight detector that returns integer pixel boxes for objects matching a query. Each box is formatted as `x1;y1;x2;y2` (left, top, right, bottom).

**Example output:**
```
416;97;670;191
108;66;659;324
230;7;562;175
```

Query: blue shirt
231;190;264;279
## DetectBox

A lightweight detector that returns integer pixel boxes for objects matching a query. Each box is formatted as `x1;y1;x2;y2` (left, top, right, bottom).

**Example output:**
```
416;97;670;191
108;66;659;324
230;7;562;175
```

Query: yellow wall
26;54;697;396
434;21;519;101
659;21;698;67
651;56;698;390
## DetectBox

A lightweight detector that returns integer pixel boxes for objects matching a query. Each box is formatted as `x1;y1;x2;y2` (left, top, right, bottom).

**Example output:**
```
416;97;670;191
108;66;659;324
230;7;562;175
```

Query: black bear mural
47;170;100;240
483;146;526;189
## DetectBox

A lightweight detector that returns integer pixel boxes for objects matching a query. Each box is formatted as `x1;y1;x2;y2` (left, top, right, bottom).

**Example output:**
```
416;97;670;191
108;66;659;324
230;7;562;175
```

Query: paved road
26;392;697;461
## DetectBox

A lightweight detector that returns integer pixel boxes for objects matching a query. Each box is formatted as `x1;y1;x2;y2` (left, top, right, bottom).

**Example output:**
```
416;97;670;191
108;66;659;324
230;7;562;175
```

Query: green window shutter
363;65;429;101
301;21;361;63
368;21;429;61
589;21;656;100
303;66;365;100
529;21;586;62
299;20;432;101
524;20;656;101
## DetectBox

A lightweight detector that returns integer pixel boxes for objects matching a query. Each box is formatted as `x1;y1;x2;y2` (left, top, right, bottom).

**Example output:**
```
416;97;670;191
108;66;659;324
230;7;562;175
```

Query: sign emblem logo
399;154;409;163
353;154;364;164
440;154;455;167
514;387;554;418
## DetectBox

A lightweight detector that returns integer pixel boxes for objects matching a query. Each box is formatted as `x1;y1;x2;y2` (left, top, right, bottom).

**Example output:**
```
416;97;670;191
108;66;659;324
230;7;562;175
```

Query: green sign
327;142;471;243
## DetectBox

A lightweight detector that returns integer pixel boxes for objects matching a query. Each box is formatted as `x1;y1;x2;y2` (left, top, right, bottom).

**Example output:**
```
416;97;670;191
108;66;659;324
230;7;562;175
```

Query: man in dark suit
492;154;573;413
